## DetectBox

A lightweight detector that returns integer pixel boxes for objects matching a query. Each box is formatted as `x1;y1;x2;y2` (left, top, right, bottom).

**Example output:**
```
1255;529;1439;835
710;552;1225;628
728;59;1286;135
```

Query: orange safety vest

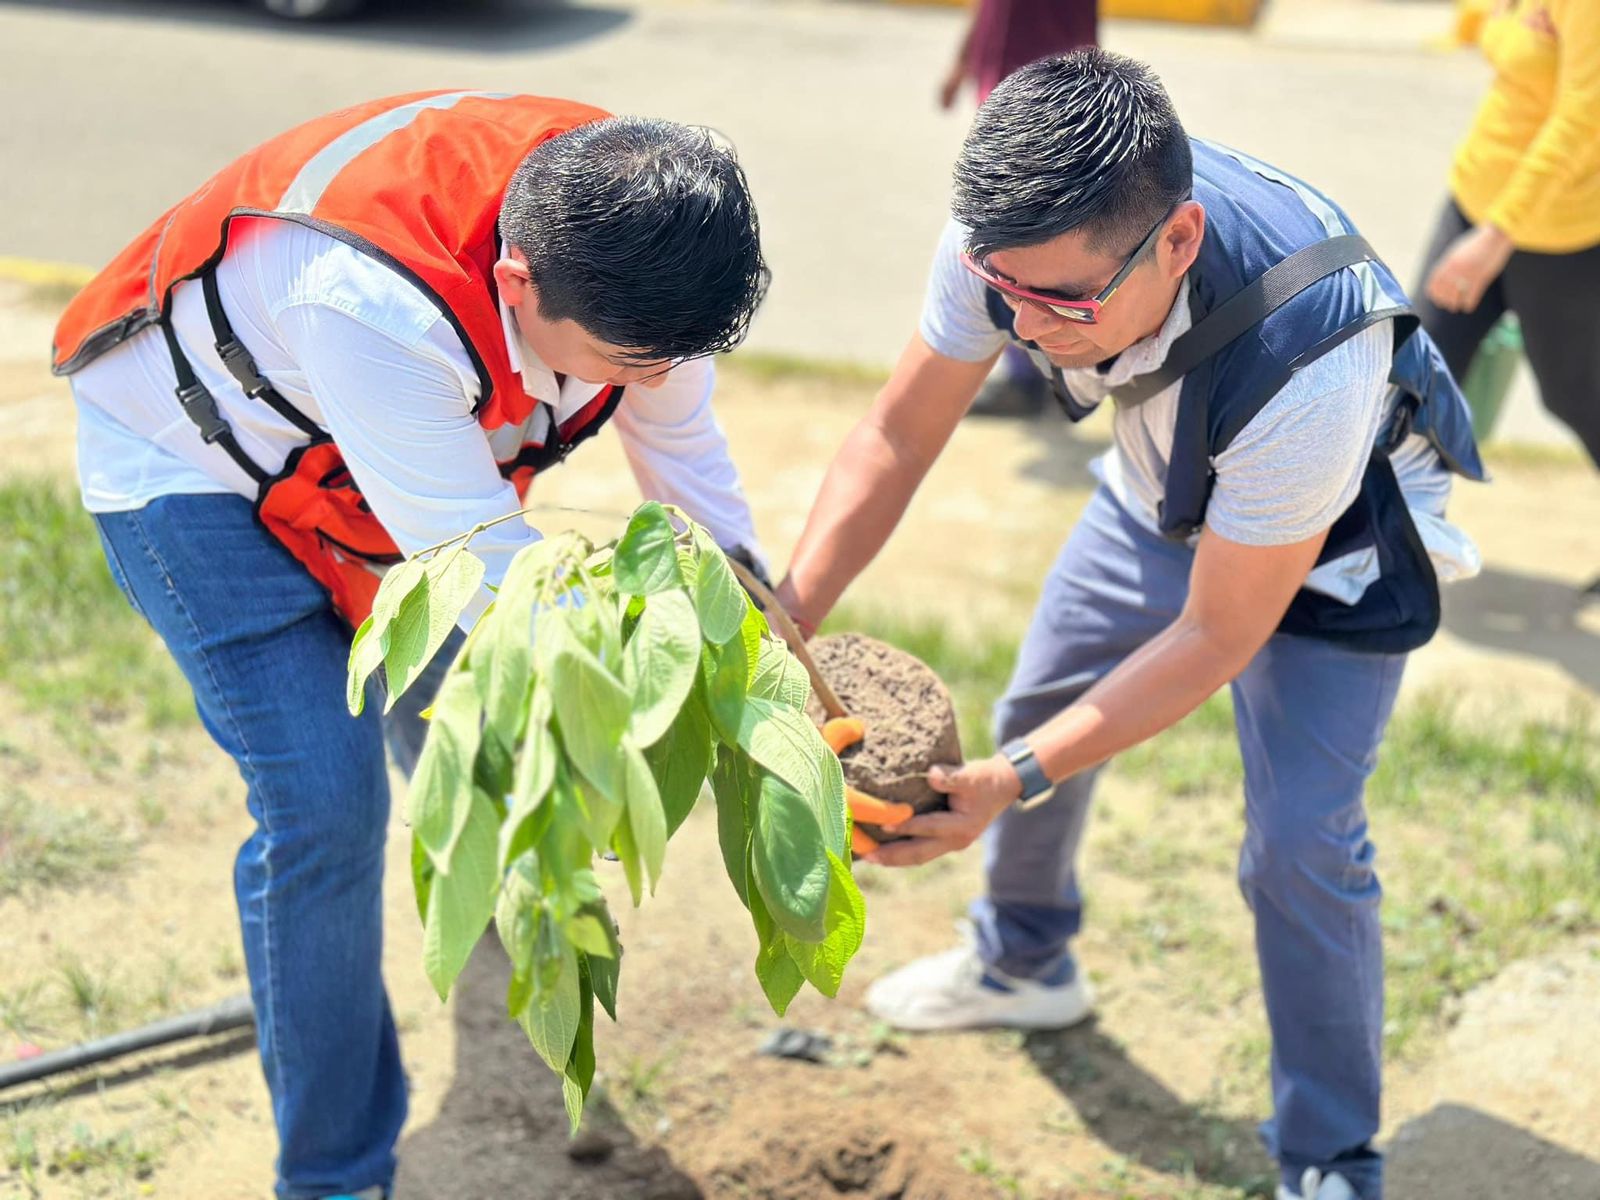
53;90;623;628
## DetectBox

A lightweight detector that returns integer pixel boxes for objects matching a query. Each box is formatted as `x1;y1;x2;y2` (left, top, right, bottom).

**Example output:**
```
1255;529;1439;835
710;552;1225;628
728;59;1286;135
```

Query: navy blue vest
985;139;1486;654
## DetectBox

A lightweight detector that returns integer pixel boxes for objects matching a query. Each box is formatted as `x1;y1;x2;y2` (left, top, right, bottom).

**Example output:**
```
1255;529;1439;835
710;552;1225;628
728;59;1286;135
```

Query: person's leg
971;487;1193;980
94;494;405;1200
1501;237;1600;470
867;488;1190;1030
1231;634;1407;1200
1411;197;1507;382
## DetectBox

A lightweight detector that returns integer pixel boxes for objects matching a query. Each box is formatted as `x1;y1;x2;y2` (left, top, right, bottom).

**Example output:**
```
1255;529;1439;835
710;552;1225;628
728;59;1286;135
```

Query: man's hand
861;754;1021;867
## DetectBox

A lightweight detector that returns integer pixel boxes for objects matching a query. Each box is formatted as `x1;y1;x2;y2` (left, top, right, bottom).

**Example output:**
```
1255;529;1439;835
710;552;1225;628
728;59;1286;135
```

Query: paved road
0;0;1570;444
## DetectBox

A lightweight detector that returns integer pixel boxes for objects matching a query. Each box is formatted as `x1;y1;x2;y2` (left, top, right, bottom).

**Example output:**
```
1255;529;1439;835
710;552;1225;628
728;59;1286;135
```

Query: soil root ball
803;633;962;842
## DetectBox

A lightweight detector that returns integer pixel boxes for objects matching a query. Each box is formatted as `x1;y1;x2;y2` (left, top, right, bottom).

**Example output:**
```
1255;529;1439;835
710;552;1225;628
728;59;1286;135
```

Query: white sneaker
1276;1168;1361;1200
864;943;1094;1032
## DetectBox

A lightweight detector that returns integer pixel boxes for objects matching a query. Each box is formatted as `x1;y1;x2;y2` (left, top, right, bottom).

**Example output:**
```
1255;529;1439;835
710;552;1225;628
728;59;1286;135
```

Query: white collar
1091;279;1196;389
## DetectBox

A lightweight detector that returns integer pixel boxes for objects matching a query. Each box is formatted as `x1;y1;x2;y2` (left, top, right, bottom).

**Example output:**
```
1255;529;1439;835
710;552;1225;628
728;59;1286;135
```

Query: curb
0;256;95;291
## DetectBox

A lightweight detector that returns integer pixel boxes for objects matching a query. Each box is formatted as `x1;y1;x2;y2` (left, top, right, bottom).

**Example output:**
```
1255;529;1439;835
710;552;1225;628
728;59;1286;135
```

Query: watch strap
1001;737;1054;808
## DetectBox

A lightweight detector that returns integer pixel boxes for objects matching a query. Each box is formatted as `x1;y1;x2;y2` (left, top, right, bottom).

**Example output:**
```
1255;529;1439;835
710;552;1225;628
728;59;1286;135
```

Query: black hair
953;48;1192;261
499;117;770;363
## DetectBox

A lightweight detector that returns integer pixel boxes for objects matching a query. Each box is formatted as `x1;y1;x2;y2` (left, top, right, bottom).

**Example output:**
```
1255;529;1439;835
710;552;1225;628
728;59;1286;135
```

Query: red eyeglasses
959;206;1176;326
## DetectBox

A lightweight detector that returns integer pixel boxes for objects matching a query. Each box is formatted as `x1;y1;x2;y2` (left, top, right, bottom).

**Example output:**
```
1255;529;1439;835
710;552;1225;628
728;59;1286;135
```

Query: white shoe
864;943;1094;1032
1276;1169;1361;1200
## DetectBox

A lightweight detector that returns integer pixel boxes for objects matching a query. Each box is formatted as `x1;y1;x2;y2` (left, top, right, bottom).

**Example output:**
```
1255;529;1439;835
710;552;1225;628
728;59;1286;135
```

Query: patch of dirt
701;1114;986;1200
804;633;962;840
5;296;1600;1200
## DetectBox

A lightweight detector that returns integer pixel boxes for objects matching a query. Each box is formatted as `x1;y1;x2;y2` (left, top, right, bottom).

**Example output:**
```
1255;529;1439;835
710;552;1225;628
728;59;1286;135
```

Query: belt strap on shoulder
1111;234;1381;408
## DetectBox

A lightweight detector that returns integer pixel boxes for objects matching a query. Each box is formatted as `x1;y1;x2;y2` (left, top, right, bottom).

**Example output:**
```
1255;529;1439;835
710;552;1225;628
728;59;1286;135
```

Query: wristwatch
1000;738;1055;810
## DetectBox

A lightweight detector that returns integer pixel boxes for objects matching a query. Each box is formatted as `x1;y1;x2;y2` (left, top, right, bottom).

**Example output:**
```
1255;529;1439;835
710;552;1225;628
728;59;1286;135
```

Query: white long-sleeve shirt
70;217;763;622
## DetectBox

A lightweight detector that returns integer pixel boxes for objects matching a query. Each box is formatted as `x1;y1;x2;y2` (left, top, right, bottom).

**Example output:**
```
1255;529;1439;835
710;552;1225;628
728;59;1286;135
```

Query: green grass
722;349;890;390
0;789;134;900
1478;439;1591;472
0;479;193;748
829;605;1600;1064
3;1102;165;1198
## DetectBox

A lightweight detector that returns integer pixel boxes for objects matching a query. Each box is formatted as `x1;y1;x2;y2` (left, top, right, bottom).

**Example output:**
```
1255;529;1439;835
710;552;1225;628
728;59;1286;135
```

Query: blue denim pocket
93;515;149;623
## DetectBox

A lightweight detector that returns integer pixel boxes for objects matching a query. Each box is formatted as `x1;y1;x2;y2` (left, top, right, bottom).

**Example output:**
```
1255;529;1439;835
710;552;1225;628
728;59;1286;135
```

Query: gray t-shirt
920;219;1479;601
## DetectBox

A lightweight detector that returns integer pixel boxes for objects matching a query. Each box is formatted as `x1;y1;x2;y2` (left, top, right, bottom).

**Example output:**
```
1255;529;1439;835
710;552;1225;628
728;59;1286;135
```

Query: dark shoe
968;374;1046;418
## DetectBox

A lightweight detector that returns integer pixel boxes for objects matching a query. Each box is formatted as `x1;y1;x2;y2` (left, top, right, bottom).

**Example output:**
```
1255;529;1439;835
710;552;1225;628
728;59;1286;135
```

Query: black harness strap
201;269;326;440
1109;234;1381;409
160;316;269;486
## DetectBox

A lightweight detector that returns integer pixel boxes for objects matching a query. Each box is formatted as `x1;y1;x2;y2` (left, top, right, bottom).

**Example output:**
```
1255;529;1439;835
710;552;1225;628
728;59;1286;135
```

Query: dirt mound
703;1122;1001;1200
804;633;962;842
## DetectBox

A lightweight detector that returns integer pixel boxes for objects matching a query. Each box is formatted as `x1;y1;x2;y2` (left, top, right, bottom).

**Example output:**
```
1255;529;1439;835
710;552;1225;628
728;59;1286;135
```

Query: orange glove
821;716;914;855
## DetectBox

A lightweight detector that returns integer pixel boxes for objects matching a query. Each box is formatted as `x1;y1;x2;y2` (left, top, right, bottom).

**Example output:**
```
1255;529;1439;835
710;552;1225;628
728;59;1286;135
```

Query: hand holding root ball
863;754;1024;866
824;713;1025;867
805;632;978;866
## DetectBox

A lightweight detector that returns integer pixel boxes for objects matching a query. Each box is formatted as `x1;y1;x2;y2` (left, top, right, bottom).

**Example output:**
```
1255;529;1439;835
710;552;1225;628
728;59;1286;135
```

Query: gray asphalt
0;0;1567;444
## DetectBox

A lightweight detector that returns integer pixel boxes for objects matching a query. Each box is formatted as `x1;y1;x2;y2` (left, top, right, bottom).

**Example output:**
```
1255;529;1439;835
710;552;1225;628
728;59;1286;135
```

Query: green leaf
692;527;749;645
701;635;750;745
346;615;383;717
611;502;680;596
409;670;483;865
736;696;848;857
646;692;713;835
621;742;667;893
589;939;620;1022
410;833;434;925
747;881;806;1016
561;957;597;1133
710;747;758;906
421;787;499;1001
738;601;765;685
566;913;613;958
501;688;557;870
383;546;486;713
756;944;806;1017
481;538;563;742
495;851;542;1018
473;724;515;801
544;626;631;800
621;589;701;746
783;851;865;997
562;774;618;865
750;772;831;942
611;810;643;907
748;639;811;711
346;557;425;716
518;935;581;1073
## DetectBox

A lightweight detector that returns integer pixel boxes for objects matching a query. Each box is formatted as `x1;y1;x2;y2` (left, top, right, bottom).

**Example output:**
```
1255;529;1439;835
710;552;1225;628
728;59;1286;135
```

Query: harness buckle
175;380;232;445
216;338;273;398
1378;391;1418;454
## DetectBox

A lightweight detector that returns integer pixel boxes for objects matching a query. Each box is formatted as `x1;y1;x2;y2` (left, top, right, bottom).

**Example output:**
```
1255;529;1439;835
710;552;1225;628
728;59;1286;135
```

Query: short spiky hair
954;49;1192;261
499;117;770;363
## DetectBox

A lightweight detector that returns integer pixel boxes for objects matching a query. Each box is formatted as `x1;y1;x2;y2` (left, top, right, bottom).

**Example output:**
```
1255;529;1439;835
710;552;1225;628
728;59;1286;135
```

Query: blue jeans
974;487;1404;1200
94;493;453;1200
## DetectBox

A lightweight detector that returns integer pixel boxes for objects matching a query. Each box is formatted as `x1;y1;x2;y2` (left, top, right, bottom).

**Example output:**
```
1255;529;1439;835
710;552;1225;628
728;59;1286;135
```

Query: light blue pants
94;493;458;1200
973;487;1405;1199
